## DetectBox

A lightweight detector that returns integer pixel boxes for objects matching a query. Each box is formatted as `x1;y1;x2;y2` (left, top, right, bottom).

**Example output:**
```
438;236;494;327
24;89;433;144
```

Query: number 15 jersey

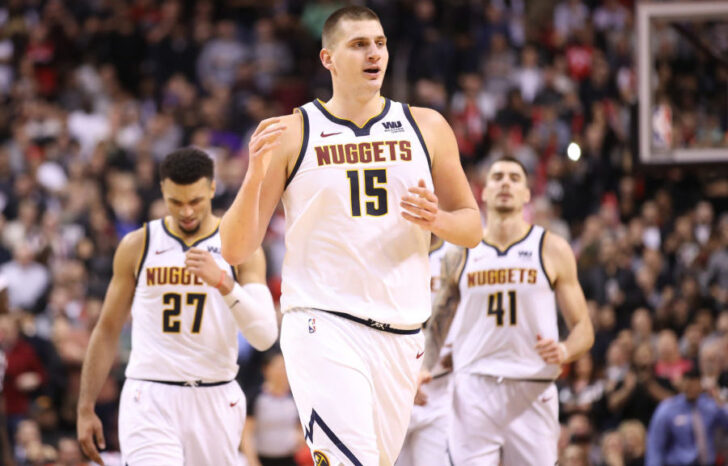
281;98;433;328
450;225;560;380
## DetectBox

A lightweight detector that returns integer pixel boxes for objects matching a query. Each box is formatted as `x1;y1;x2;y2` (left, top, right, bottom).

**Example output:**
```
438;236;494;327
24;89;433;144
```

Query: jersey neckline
161;217;221;251
481;224;535;257
313;98;391;137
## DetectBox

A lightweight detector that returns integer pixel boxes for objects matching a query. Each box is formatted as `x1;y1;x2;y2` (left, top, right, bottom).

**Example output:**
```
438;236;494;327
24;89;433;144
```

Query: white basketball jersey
125;218;239;382
281;98;433;327
451;225;560;380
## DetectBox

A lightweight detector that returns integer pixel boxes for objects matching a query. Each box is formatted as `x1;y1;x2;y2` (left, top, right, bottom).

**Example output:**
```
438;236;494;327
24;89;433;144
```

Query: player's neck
166;215;219;243
324;88;383;127
484;213;530;249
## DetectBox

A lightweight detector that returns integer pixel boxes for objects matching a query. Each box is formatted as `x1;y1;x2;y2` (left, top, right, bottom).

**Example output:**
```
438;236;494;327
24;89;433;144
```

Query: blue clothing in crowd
646;393;728;466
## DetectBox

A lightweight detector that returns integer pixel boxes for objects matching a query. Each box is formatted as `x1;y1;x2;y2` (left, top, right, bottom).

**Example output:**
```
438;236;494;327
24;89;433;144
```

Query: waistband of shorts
314;309;422;335
432;370;453;380
133;378;233;387
478;374;555;384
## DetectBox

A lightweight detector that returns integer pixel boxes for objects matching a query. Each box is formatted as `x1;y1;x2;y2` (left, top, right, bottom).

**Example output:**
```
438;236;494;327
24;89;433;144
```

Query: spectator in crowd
242;348;305;466
647;366;728;466
619;420;647;466
607;342;674;430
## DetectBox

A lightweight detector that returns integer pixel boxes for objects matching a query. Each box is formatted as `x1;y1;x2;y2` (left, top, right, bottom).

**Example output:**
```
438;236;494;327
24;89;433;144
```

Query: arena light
567;142;581;161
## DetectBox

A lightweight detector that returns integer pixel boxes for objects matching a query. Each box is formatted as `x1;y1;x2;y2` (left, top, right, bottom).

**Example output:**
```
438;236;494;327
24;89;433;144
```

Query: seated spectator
655;329;692;385
0;242;50;313
607;342;675;429
600;430;625;466
618;420;646;466
242;348;305;466
0;314;46;437
647;366;728;466
559;353;606;420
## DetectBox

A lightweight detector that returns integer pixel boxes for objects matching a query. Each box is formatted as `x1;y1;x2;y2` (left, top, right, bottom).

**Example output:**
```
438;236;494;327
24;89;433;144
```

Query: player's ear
320;48;333;71
209;179;216;198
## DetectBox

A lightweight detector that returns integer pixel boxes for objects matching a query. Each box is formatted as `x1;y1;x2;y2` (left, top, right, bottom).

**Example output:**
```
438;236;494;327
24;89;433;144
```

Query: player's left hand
401;179;439;231
535;334;568;365
185;248;224;287
414;369;432;406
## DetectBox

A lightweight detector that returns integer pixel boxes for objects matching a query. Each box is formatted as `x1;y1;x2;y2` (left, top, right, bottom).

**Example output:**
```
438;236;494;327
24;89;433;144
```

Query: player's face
325;19;388;91
160;177;215;235
482;161;530;214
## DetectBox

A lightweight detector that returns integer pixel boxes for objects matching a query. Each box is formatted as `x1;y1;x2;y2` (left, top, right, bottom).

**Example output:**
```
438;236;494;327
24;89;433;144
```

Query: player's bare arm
77;228;143;465
423;247;466;371
186;245;277;350
400;107;481;248
220;112;302;265
535;232;594;365
242;417;263;466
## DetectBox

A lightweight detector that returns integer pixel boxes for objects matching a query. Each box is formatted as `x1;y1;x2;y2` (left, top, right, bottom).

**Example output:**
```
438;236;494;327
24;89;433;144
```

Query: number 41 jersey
281;98;433;328
450;225;560;380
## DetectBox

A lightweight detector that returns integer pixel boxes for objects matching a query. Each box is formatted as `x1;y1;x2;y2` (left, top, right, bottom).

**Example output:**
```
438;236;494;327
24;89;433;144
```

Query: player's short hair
159;147;214;185
489;156;528;180
322;6;380;49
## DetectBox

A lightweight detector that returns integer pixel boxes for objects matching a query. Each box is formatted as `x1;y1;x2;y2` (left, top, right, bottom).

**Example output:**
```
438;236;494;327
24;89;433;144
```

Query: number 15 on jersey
346;169;388;217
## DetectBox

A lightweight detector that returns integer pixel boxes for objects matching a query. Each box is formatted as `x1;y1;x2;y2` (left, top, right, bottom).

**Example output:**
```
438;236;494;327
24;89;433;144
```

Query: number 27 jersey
450;225;560;380
125;218;239;382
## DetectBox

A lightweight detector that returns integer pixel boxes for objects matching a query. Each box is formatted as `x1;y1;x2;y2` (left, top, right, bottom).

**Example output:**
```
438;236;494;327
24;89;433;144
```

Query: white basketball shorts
396;372;452;466
280;309;424;466
118;378;246;465
448;372;559;466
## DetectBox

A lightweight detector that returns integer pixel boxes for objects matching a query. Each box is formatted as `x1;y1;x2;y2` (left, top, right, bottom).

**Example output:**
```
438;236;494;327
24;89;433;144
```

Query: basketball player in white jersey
76;148;278;465
422;157;594;465
397;236;456;466
220;6;481;465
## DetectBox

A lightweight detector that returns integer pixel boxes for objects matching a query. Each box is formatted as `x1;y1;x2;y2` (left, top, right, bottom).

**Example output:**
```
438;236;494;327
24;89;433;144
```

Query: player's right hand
247;117;287;180
414;369;432;406
77;409;105;465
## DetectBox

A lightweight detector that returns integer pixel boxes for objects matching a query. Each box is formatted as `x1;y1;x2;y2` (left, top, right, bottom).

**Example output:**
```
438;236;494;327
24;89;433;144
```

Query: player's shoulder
408;106;449;129
112;225;148;273
541;228;572;257
442;243;468;273
262;111;304;163
275;112;304;142
118;225;147;253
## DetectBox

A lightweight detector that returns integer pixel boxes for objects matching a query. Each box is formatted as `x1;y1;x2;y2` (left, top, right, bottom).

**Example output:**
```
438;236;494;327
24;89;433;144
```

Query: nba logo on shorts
308;318;316;334
313;450;329;466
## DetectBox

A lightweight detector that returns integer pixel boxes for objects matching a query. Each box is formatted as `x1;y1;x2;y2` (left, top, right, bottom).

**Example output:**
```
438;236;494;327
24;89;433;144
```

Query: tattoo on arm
423;248;465;370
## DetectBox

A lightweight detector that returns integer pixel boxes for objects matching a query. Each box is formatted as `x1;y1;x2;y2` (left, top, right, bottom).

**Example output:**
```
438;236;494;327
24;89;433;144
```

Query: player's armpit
220;112;301;265
408;107;481;248
423;246;466;370
543;232;594;364
235;247;267;286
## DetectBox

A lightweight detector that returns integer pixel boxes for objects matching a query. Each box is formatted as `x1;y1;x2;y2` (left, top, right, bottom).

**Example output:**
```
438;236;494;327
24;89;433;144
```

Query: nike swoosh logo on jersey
320;131;342;138
416;350;425;359
230;399;241;407
155;247;175;255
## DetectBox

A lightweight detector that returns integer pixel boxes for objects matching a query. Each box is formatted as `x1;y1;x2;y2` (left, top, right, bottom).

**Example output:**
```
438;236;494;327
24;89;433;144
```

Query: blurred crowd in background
0;0;726;465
